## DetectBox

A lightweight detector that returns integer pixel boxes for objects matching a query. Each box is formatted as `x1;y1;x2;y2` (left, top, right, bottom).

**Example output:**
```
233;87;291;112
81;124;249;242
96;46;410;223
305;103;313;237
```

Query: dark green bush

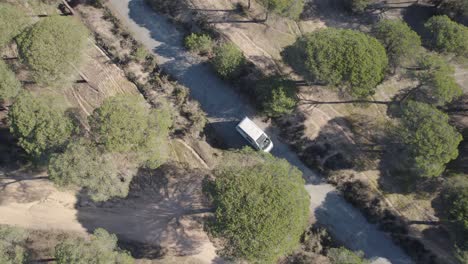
212;43;245;79
425;15;468;57
184;33;213;55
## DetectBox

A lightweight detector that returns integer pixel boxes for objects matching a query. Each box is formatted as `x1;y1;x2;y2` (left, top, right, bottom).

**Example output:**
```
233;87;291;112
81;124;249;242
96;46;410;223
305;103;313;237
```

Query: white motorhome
236;117;273;152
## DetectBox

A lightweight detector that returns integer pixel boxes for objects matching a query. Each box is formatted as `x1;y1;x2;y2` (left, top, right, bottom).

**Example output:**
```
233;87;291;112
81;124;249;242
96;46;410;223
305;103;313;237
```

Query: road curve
106;0;412;263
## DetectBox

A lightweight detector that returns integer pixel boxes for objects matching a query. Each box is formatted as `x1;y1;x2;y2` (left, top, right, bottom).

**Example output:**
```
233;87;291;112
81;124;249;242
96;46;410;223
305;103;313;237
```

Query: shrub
55;228;134;264
0;225;29;264
327;247;369;264
441;175;468;248
16;16;89;86
132;44;149;61
425;15;468;57
345;0;372;13
208;148;310;263
184;33;213;55
258;0;305;20
373;19;422;67
0;60;21;105
212;43;245;79
0;3;30;47
8;92;74;160
286;28;388;98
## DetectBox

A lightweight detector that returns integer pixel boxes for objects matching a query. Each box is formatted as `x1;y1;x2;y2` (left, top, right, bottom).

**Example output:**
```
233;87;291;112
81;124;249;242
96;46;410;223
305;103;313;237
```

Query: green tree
256;77;297;117
49;139;131;202
0;60;22;105
288;29;388;98
400;101;462;177
441;175;468;240
0;3;30;47
89;95;171;168
415;53;462;105
8;92;74;160
212;43;245;79
437;0;468;17
16;16;89;86
424;15;468;57
208;148;310;263
0;226;29;264
327;247;369;264
55;228;134;264
373;19;422;67
258;0;305;20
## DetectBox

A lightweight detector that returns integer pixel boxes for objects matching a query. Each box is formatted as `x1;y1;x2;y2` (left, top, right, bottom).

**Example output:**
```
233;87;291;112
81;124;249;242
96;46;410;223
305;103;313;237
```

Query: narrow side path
107;1;412;263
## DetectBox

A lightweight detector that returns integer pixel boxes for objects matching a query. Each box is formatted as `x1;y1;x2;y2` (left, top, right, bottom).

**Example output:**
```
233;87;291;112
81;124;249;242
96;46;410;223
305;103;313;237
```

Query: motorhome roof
237;117;264;140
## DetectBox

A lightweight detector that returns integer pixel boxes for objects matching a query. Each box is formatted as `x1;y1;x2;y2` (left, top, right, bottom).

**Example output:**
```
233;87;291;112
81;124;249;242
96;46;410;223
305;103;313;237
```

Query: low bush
184;33;213;55
256;77;297;117
212;43;245;79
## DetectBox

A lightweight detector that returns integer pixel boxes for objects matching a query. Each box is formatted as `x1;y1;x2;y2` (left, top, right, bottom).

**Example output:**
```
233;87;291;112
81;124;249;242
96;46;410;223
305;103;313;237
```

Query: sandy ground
0;155;219;263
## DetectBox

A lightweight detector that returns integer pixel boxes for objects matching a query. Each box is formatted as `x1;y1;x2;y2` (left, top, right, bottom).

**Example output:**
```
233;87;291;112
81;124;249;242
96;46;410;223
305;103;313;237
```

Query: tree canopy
212;43;245;79
0;60;22;105
256;77;297;117
16;16;89;86
88;95;171;169
258;0;305;19
415;53;462;105
49;139;131;202
0;226;29;264
0;3;30;47
425;15;468;57
55;228;134;264
289;28;388;98
8;92;74;160
208;148;310;263
441;175;468;241
373;19;422;67
400;101;462;177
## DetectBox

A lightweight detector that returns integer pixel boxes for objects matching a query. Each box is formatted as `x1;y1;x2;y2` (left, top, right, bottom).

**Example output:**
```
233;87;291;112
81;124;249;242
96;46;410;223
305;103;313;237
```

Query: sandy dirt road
105;0;413;263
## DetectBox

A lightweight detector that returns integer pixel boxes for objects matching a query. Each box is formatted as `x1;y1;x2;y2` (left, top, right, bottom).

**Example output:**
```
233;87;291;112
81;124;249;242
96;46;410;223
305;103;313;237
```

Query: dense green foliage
8;92;74;160
424;15;468;57
439;0;468;17
184;33;213;55
327;247;369;264
0;226;28;264
209;149;310;263
0;60;22;104
16;16;89;86
89;95;171;168
442;175;468;230
292;29;388;98
400;101;462;177
256;77;297;117
212;43;245;79
258;0;305;19
0;3;30;47
416;53;462;105
373;19;422;67
55;228;134;264
49;139;129;202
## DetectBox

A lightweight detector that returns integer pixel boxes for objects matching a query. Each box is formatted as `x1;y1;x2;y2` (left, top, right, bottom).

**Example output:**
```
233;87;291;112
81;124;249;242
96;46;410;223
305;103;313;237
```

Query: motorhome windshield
256;134;271;150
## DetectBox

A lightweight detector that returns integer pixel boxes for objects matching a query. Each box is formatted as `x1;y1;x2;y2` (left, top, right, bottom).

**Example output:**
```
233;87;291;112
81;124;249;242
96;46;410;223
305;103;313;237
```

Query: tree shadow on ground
75;163;214;260
301;0;380;29
402;4;436;40
0;110;30;172
278;113;388;175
